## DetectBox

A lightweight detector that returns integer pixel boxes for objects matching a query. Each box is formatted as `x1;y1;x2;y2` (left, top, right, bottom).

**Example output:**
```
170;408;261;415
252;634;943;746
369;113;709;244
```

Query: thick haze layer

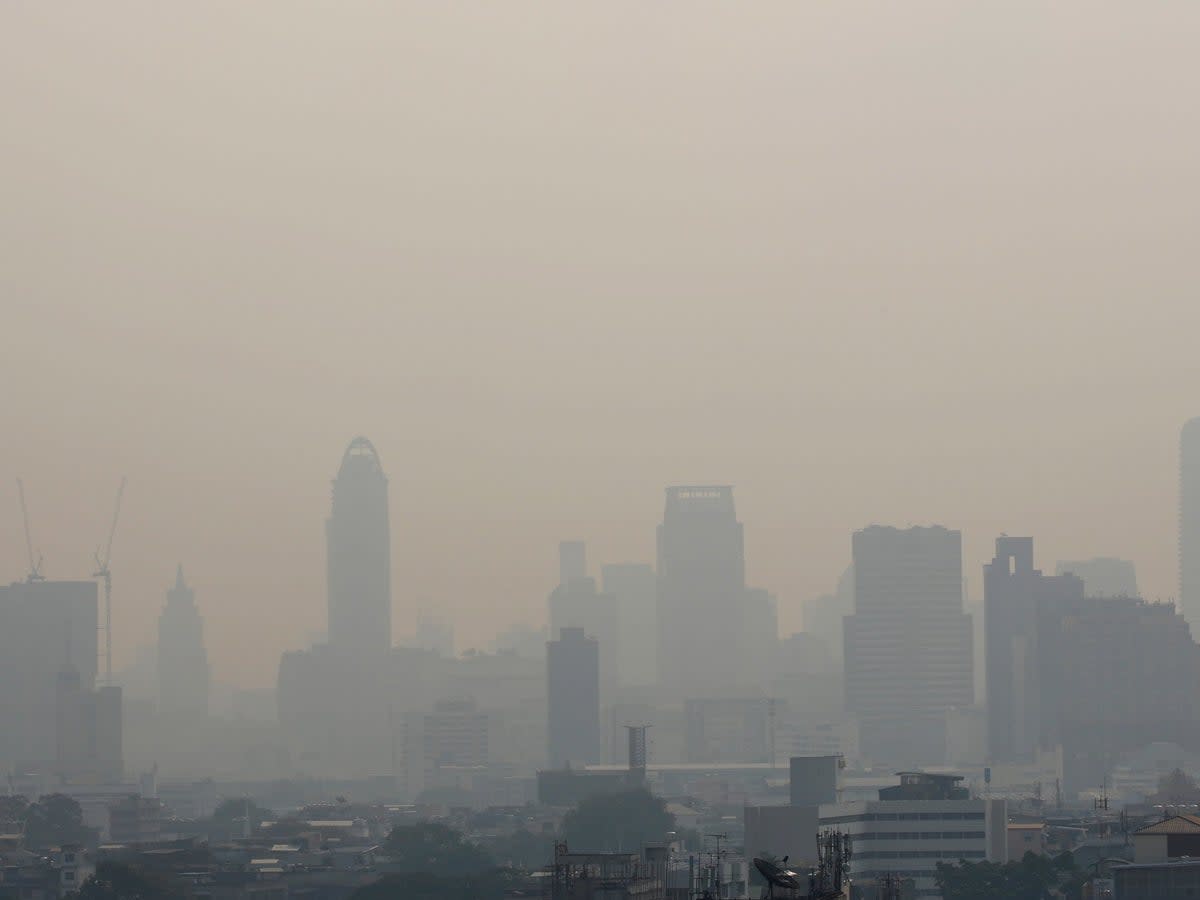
2;3;1198;688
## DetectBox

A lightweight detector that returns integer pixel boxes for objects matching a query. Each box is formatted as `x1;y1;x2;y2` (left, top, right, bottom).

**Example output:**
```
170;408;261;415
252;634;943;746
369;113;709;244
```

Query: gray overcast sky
2;2;1198;687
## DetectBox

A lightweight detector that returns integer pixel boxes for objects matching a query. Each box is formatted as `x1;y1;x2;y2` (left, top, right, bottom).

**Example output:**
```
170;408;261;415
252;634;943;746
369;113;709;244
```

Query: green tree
0;794;29;827
24;794;89;849
936;852;1072;900
561;789;675;852
72;860;179;900
382;822;496;877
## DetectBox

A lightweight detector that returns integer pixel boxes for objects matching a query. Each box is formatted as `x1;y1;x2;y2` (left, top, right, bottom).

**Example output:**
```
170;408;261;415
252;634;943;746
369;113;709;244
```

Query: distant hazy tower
844;525;973;766
656;486;746;698
156;565;210;717
547;627;601;768
327;437;392;656
1182;418;1200;623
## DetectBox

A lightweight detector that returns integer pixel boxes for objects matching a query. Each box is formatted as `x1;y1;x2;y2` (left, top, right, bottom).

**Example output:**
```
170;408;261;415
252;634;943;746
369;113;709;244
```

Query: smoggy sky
3;3;1199;688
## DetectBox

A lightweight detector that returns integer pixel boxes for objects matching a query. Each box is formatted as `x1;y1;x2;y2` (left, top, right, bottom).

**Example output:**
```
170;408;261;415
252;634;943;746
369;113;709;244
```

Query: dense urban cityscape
1;422;1199;898
6;4;1200;899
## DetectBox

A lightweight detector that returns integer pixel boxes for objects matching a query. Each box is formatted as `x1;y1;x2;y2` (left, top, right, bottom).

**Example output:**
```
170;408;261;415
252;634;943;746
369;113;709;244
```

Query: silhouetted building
559;540;587;584
0;580;100;771
844;525;973;766
741;587;778;690
548;543;617;702
1055;557;1138;598
327;436;391;657
547;627;600;768
802;566;854;667
684;697;769;763
984;537;1084;762
1037;594;1200;795
423;698;489;784
656;486;746;698
790;755;839;806
156;565;210;718
602;563;658;689
1184;418;1200;625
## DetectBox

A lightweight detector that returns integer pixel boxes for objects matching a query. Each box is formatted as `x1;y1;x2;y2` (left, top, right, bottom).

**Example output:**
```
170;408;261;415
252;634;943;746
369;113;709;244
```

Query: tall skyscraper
656;486;746;698
844;525;973;766
984;537;1083;763
157;565;210;718
602;563;658;689
327;436;392;657
547;627;600;768
0;581;98;769
1182;418;1200;623
548;542;618;702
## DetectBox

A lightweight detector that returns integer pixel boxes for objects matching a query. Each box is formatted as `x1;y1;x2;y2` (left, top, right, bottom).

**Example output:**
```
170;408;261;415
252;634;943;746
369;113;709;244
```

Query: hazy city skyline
5;2;1200;689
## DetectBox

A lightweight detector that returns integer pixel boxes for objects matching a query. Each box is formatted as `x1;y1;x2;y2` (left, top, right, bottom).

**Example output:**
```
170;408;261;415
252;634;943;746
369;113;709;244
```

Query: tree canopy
72;861;178;900
936;851;1082;900
382;822;496;877
24;794;89;850
561;788;675;852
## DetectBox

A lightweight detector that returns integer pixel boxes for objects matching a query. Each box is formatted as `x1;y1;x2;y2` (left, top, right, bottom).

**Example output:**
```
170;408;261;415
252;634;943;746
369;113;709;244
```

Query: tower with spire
156;565;210;718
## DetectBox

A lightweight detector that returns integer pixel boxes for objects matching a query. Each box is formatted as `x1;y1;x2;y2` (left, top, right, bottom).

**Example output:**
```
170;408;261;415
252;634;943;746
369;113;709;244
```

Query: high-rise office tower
984;538;1083;763
656;486;746;698
602;563;658;689
157;565;210;718
0;581;98;769
844;525;973;766
1182;418;1200;623
547;627;600;768
548;542;618;702
327;436;392;657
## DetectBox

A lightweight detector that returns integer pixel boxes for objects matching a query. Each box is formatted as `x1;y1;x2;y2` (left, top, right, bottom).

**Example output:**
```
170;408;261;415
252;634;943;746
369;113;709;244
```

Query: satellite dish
754;857;803;896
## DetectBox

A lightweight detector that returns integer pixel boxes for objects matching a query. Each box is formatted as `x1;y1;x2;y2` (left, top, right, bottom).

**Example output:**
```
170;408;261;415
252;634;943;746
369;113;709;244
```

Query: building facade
157;565;210;718
547;627;600;768
820;773;1007;899
844;526;974;766
984;537;1083;763
656;486;746;699
327;436;391;658
601;563;658;689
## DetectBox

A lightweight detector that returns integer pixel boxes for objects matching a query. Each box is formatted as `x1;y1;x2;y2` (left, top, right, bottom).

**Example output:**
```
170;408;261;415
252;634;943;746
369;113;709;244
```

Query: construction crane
16;479;44;583
93;477;126;685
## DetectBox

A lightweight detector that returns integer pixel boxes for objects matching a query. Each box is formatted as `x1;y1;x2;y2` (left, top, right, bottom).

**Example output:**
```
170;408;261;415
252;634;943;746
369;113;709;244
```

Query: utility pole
705;833;727;898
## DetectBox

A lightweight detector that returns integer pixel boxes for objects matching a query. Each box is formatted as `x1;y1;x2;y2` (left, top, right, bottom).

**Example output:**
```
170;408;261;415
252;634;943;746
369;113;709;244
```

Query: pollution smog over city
4;5;1200;900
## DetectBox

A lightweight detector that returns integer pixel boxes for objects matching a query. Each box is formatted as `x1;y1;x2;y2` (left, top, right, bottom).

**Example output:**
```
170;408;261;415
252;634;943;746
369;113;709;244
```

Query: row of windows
822;812;985;824
855;850;987;861
851;831;985;841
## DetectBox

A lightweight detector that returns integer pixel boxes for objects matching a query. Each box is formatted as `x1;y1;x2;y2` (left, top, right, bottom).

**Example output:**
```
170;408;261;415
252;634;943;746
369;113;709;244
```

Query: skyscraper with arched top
327;436;392;657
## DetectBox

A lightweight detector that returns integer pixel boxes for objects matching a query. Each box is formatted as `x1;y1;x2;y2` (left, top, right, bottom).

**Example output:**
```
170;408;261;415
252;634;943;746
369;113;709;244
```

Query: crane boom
99;477;126;569
16;479;44;582
94;477;126;685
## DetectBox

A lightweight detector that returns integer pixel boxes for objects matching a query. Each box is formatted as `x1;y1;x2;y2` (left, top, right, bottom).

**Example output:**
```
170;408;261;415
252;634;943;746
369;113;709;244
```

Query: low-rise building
820;773;1006;899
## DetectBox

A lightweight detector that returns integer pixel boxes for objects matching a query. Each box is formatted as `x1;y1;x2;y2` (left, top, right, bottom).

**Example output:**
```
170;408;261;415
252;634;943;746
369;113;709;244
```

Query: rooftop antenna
93;477;126;685
16;479;44;583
